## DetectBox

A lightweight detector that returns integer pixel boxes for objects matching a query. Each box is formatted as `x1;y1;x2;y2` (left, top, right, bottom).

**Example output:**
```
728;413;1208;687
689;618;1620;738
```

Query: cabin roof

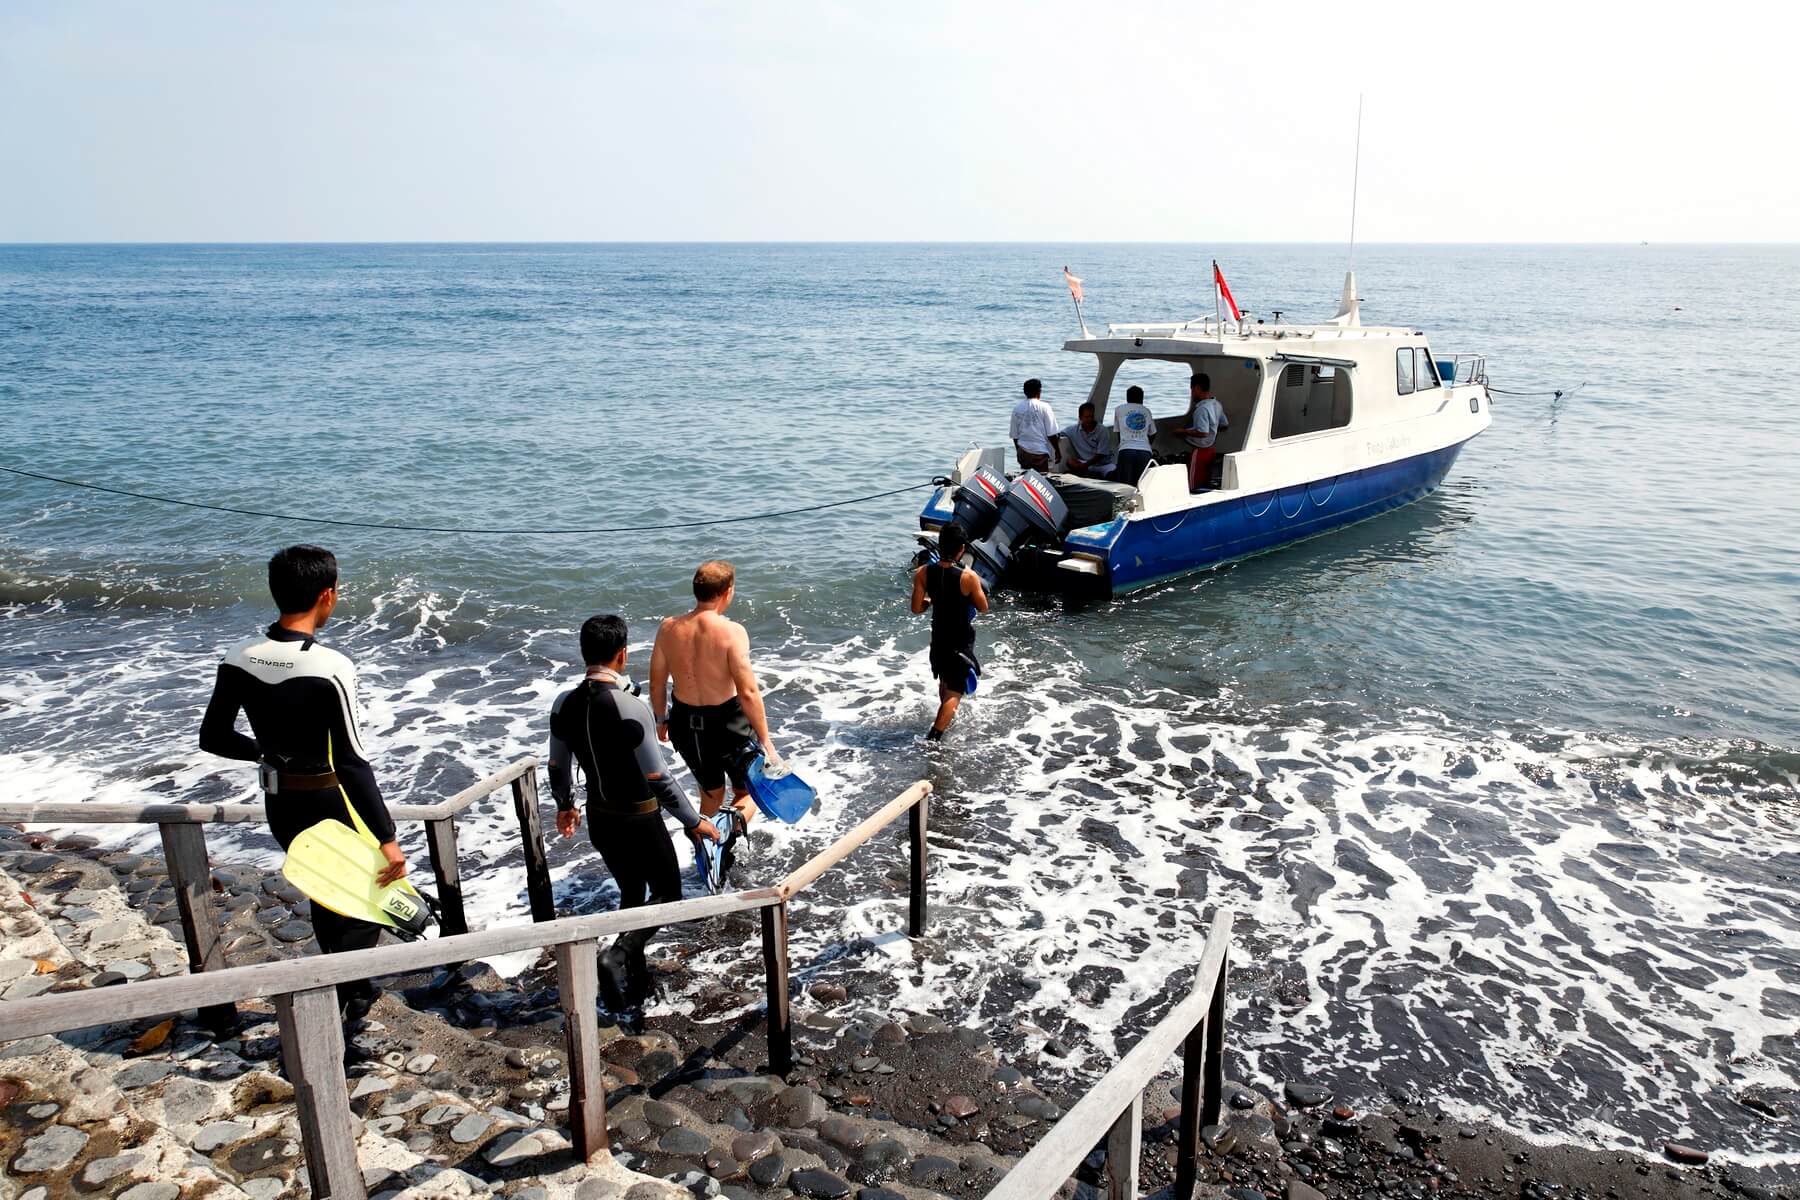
1063;321;1427;358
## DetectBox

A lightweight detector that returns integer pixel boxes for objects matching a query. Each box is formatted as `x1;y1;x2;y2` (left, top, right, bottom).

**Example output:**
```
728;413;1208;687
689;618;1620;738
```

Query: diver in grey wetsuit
548;614;717;1011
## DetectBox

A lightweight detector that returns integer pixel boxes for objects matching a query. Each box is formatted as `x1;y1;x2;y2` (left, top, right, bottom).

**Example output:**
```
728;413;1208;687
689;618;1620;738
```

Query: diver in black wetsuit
548;614;719;1014
198;545;407;1021
910;522;990;740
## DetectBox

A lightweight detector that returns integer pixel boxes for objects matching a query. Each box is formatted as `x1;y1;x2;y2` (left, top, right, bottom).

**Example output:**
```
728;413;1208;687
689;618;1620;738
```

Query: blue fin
692;808;734;894
744;755;818;824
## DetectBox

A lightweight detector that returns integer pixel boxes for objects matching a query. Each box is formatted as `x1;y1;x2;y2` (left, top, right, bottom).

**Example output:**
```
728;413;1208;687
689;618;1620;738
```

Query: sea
2;243;1796;1177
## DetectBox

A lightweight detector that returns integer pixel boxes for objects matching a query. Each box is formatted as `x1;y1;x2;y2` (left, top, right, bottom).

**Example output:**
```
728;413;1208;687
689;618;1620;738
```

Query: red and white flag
1213;260;1241;321
1062;266;1084;304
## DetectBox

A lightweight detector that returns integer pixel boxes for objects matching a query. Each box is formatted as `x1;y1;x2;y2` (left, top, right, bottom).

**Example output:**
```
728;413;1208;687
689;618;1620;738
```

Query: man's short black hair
1023;378;1041;398
937;522;968;561
268;545;338;615
1078;401;1095;417
1126;385;1144;402
1190;373;1211;391
579;614;628;667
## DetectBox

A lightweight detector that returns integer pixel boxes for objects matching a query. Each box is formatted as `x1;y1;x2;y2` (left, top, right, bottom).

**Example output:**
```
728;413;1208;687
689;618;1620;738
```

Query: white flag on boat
1062;267;1083;303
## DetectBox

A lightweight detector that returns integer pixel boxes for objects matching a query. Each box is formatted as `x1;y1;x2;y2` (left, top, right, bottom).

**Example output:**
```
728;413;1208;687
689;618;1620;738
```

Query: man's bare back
654;610;745;707
650;561;780;817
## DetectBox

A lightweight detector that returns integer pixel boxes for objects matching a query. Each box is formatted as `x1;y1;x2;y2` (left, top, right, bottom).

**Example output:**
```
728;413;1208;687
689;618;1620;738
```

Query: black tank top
927;562;975;655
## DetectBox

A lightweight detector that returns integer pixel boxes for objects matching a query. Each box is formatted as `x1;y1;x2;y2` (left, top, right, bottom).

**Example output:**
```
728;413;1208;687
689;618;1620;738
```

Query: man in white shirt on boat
1175;373;1229;492
1113;385;1156;486
1058;402;1116;479
1009;378;1058;473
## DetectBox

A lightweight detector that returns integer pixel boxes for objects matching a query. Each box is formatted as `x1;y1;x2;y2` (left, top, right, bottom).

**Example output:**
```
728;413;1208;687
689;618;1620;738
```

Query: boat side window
1414;349;1439;390
1396;347;1415;396
1271;364;1353;439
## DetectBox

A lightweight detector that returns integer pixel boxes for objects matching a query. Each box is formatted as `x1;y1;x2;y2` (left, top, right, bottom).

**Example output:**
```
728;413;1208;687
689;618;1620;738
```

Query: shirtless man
649;560;780;824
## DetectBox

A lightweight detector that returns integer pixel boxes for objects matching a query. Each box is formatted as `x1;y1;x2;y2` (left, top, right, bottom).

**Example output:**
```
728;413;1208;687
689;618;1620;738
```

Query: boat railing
1104;317;1234;339
1442;352;1488;385
0;779;935;1199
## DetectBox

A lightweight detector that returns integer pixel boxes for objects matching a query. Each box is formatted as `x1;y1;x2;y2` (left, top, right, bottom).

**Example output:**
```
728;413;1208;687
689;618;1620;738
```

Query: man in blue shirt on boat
1176;373;1229;491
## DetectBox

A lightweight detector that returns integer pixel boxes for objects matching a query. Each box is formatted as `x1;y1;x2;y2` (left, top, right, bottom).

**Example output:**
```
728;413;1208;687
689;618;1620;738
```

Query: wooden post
907;792;928;936
424;817;468;937
761;902;792;1076
1202;950;1227;1128
1105;1091;1143;1200
276;985;367;1200
512;769;554;923
158;820;235;1032
1174;1016;1206;1199
555;939;608;1160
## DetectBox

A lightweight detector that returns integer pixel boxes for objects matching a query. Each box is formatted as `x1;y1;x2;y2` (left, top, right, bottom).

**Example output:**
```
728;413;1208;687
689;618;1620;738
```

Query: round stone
661;1127;712;1156
254;906;291;929
81;1153;144;1185
791;1169;851;1199
451;1112;493;1144
732;1131;780;1162
15;1124;89;1172
1284;1082;1331;1109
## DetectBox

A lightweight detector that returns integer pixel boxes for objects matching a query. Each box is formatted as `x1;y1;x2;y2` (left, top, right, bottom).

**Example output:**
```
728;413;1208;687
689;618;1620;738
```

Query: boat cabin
954;277;1488;521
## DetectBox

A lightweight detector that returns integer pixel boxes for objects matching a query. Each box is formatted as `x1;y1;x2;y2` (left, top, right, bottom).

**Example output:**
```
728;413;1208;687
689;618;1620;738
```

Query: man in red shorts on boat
1175;372;1229;492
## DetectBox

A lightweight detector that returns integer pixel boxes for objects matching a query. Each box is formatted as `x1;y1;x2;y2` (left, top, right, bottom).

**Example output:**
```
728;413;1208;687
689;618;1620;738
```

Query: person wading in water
910;522;989;740
650;560;782;876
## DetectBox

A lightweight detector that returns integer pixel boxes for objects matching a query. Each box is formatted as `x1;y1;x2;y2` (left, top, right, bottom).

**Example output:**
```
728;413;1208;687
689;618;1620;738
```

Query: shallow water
2;243;1797;1172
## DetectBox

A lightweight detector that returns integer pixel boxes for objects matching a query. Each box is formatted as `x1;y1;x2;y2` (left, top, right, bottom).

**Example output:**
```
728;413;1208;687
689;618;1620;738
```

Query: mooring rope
1486;382;1585;399
0;464;940;536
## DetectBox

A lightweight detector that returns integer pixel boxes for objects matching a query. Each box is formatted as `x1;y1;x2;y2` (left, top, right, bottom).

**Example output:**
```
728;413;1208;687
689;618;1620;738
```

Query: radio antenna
1348;93;1364;270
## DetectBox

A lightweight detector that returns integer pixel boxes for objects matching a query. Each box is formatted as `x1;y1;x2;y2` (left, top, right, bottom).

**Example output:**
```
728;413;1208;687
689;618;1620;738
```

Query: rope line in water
0;464;938;535
1487;382;1585;398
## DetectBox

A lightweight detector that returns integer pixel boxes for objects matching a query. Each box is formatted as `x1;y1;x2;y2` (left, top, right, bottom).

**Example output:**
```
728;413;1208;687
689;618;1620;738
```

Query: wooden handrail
0;756;537;826
984;909;1233;1200
778;781;931;898
0;757;549;991
0;887;783;1042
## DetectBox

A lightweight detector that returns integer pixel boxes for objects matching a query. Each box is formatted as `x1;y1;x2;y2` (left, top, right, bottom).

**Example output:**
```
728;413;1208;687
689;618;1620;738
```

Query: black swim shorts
668;695;757;793
930;647;978;696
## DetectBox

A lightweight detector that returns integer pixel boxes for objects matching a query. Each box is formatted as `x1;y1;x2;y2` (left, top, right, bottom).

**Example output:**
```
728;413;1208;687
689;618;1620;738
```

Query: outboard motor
969;470;1069;588
948;467;1008;543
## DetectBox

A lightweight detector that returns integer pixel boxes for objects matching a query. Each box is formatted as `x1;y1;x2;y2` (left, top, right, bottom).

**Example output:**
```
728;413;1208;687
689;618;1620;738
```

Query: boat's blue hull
917;438;1475;599
1093;439;1472;592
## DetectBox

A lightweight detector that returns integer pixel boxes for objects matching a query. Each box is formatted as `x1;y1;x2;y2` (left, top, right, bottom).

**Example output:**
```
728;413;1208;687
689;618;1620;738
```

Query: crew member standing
1175;372;1229;492
1113;384;1156;485
549;614;718;1013
1010;378;1059;472
910;523;990;740
199;544;406;1023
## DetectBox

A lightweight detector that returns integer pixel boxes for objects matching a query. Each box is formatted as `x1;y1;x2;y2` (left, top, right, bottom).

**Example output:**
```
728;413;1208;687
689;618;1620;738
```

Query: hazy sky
3;1;1795;243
